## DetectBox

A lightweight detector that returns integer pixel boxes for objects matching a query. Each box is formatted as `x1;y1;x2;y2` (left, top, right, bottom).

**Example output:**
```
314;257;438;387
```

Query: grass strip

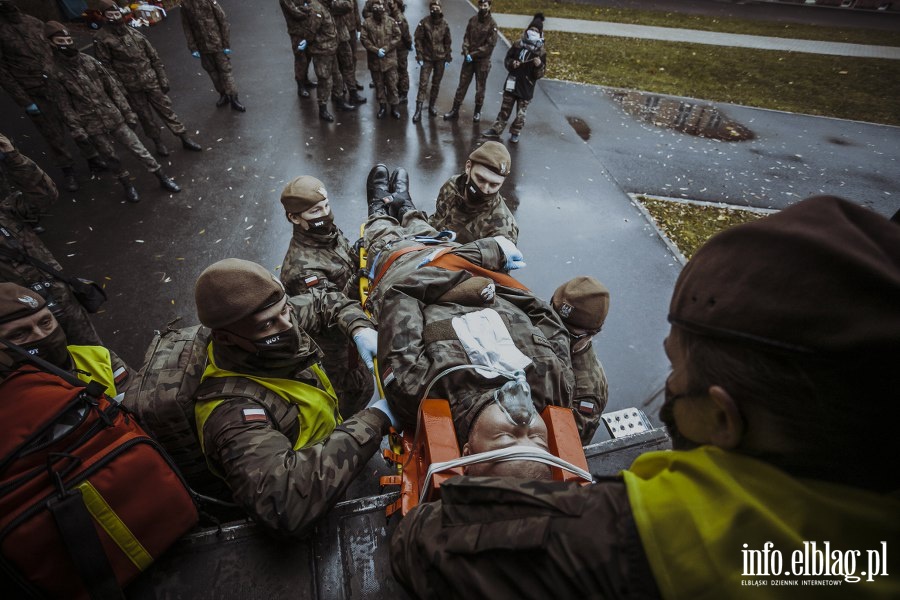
512;29;900;126
490;0;900;47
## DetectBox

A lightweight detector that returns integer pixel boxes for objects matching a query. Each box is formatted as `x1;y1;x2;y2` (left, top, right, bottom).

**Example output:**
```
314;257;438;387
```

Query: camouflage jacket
391;477;661;599
49;52;135;138
93;26;169;93
0;12;55;106
571;341;608;445
341;0;361;35
461;13;498;60
279;226;359;298
413;15;452;63
362;0;410;49
180;0;231;54
198;290;383;538
306;0;340;55
280;0;315;38
360;14;401;71
321;0;353;43
364;218;573;440
0;135;56;221
429;173;519;245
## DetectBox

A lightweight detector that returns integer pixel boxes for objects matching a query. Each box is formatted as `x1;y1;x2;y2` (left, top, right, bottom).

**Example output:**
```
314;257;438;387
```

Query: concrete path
493;13;900;59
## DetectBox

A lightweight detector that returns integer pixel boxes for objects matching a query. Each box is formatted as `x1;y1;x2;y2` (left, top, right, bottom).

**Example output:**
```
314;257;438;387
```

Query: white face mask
525;29;541;43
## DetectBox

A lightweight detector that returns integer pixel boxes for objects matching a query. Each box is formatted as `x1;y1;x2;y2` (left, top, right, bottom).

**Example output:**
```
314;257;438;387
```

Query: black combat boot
61;167;78;192
119;176;140;203
180;134;202;152
154;139;170;157
297;80;310;98
482;128;500;138
356;83;364;91
391;105;402;119
156;171;181;193
473;104;482;123
348;90;367;105
428;102;437;117
334;97;357;112
366;164;391;217
215;94;229;107
510;133;520;144
388;167;416;219
443;105;459;121
229;95;246;112
319;104;335;122
87;156;108;173
412;102;423;123
376;104;387;119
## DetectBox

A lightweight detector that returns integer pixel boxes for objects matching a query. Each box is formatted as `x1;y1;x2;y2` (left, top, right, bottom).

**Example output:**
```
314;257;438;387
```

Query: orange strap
429;249;530;292
369;244;427;295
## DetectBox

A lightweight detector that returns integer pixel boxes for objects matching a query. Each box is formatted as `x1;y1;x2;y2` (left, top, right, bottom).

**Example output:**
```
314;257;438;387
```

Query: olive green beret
44;21;69;38
98;0;120;11
469;141;511;177
552;276;610;330
280;176;328;214
669;195;900;357
195;259;284;330
0;282;46;324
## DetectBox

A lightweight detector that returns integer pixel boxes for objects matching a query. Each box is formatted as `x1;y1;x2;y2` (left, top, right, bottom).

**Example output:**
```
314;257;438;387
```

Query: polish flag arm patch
242;408;268;423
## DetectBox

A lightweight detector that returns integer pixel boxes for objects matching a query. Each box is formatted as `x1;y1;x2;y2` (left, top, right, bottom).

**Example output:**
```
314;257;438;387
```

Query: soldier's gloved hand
377;48;386;58
223;48;232;55
494;235;526;271
352;327;379;373
191;51;200;58
297;39;308;52
445;61;450;68
25;103;40;115
416;59;423;67
465;54;473;63
369;398;400;430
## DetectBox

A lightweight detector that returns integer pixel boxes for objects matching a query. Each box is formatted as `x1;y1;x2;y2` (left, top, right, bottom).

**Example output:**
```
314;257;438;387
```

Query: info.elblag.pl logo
741;541;889;587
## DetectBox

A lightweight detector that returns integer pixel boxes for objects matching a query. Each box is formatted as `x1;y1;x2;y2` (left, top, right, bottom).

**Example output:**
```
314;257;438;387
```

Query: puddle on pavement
607;91;755;141
566;116;591;141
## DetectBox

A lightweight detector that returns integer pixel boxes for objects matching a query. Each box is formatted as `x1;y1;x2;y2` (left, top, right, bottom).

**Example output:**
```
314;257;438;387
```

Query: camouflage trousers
370;67;399;107
490;91;530;136
396;50;409;99
290;35;314;84
336;40;357;91
199;52;237;96
91;124;160;179
312;52;344;104
415;60;445;105
452;59;491;109
364;211;438;260
316;332;375;420
127;88;187;142
27;85;98;170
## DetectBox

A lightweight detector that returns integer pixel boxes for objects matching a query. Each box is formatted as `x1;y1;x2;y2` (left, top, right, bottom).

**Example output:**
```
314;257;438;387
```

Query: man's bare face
462;402;552;479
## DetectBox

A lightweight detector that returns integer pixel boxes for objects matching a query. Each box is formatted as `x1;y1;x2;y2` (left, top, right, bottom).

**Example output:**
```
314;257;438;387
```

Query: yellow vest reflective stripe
68;344;117;397
195;343;341;453
622;446;900;600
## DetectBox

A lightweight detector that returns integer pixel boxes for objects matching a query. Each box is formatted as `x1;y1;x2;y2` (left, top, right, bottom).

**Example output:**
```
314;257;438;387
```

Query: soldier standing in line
280;0;318;98
362;0;410;103
444;0;498;123
550;276;610;444
278;176;375;418
180;0;245;112
0;0;106;192
483;13;546;144
360;0;402;120
344;0;363;92
93;0;202;158
305;0;358;122
411;0;451;124
325;0;367;106
429;141;518;244
45;22;181;203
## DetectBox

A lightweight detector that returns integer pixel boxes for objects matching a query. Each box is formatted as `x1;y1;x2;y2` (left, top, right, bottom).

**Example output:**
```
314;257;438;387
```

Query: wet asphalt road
2;0;899;441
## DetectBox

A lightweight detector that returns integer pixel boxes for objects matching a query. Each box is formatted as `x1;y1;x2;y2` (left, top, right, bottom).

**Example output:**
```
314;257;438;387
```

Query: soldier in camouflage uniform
411;0;451;124
392;196;900;600
362;164;574;441
443;0;498;123
324;0;367;106
180;0;245;112
429;141;518;245
0;136;103;347
305;0;358;122
280;0;317;97
93;1;202;158
45;22;181;204
0;0;105;192
362;0;410;103
278;176;375;419
551;276;609;444
360;0;401;119
192;258;395;538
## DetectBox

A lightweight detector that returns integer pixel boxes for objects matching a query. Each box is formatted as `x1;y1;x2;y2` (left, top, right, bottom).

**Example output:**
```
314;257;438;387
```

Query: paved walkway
493;13;900;59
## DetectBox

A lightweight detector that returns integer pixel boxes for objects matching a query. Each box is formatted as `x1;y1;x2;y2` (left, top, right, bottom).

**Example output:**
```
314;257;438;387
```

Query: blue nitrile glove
494;235;526;271
191;50;200;58
377;48;386;58
353;328;378;373
370;398;399;429
445;61;450;68
297;39;308;51
223;48;232;55
465;54;472;63
25;103;40;115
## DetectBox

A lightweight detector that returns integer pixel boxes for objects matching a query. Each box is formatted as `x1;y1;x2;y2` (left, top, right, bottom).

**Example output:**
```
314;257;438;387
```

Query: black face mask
56;44;79;58
464;174;497;207
431;10;442;19
305;213;335;235
372;7;384;18
478;8;489;18
219;310;309;376
12;325;71;370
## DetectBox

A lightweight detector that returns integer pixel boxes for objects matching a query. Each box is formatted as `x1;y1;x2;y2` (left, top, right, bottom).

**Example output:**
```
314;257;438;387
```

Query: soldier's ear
464;160;472;178
286;212;304;225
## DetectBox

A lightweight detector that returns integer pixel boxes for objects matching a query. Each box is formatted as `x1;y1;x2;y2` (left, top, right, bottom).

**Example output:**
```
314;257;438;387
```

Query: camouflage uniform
180;0;238;97
490;38;547;137
413;13;451;106
93;25;190;148
0;10;98;171
571;341;608;444
323;0;356;98
280;0;315;87
307;0;351;106
0;133;54;224
49;51;161;181
363;212;574;441
429;173;518;245
362;0;409;98
390;477;661;599
450;12;498;112
279;225;375;419
198;289;390;538
360;11;401;107
0;171;103;347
